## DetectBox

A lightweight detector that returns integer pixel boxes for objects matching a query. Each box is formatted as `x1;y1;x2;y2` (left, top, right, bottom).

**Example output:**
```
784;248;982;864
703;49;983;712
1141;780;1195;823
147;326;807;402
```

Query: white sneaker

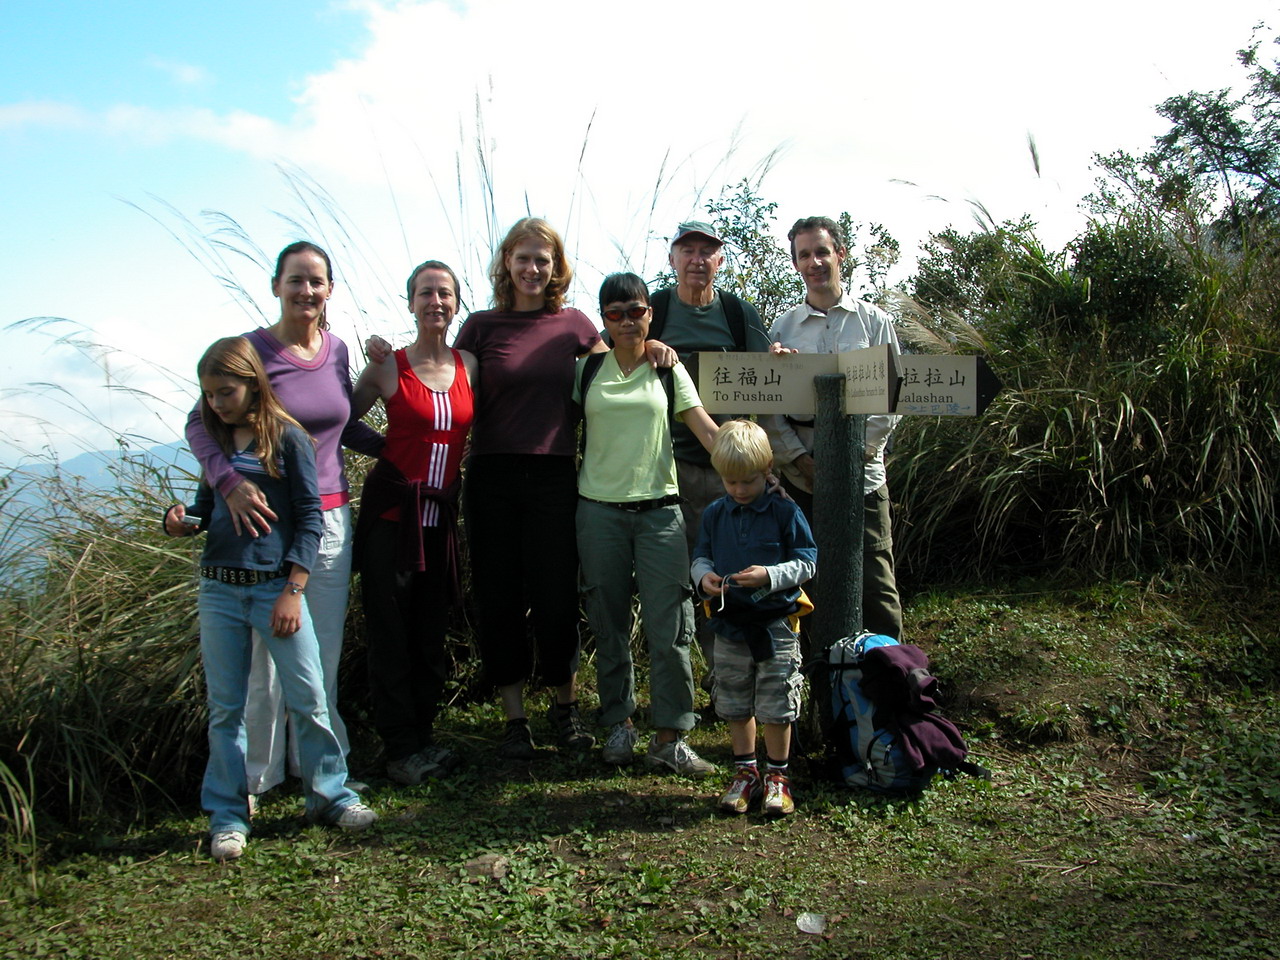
210;830;246;862
645;736;716;778
332;802;378;832
601;722;638;765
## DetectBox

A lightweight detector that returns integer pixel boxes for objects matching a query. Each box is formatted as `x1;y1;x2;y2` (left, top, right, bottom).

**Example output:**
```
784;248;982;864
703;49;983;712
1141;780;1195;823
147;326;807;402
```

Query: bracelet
285;581;306;596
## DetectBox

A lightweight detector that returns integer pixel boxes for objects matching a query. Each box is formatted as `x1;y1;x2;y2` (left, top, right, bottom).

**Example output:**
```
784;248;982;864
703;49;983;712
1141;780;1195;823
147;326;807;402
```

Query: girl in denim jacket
165;337;375;861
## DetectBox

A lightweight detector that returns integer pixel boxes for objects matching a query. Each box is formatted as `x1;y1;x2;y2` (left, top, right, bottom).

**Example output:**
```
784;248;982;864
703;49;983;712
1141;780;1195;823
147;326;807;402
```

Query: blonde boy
690;420;817;815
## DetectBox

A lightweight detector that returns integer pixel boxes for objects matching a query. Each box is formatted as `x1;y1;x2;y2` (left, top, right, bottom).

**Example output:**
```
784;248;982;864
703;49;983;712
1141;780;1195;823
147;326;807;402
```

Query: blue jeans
198;577;357;834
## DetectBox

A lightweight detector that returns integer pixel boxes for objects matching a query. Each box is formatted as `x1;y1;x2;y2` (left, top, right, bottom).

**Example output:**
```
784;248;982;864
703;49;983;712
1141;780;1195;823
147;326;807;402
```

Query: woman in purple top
185;241;382;797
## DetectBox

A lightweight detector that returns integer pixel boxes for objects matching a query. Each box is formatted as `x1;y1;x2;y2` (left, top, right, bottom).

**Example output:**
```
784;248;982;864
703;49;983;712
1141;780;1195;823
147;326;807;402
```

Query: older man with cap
643;221;772;684
762;215;903;641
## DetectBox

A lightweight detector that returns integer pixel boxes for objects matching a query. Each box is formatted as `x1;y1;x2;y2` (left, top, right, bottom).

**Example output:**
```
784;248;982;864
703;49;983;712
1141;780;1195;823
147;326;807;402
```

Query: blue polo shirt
690;490;817;617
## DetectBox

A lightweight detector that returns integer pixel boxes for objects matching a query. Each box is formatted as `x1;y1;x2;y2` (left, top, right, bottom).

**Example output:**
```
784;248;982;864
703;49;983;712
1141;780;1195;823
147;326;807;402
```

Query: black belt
580;494;684;513
784;415;815;428
201;566;285;585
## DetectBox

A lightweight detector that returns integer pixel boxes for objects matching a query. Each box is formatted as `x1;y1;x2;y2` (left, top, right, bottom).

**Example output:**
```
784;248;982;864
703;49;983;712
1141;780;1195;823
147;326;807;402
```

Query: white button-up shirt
761;292;901;496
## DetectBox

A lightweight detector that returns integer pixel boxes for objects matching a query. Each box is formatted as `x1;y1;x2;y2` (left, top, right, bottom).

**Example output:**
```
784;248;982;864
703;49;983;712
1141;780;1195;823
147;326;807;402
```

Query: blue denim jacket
185;425;322;574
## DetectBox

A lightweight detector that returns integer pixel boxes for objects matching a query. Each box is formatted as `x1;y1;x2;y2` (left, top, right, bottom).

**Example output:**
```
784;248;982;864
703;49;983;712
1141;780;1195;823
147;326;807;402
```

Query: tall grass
893;213;1280;578
0;452;208;832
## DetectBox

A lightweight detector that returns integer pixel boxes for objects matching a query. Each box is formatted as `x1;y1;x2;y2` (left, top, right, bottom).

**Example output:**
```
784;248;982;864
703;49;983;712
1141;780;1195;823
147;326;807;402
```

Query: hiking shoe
420;743;462;774
548;702;596;752
646;736;717;778
386;748;452;786
719;766;763;814
601;722;638;765
498;719;537;760
345;778;369;794
332;801;378;831
763;772;795;817
210;830;246;862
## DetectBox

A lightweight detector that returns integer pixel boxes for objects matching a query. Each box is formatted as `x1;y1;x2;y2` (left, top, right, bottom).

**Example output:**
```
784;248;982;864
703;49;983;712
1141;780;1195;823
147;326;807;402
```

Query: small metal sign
837;343;902;416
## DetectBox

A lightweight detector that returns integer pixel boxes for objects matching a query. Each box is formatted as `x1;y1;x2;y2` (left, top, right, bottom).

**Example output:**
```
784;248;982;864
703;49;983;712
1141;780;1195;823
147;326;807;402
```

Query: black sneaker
498;719;537;760
548;702;596;752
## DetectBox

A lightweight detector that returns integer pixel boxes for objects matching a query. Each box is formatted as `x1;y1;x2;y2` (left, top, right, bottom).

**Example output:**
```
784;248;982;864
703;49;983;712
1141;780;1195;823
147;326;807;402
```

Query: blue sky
2;0;1272;465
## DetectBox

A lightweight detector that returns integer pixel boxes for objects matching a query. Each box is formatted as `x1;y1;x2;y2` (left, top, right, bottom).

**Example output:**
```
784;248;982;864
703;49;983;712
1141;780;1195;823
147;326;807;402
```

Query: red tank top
381;348;474;525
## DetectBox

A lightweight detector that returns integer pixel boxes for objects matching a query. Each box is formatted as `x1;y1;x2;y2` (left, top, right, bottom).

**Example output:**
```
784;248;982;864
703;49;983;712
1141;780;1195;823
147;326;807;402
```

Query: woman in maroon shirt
453;219;604;759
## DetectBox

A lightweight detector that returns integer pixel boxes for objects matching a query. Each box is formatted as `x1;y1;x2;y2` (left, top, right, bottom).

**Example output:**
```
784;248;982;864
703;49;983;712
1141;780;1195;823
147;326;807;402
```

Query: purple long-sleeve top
186;328;383;506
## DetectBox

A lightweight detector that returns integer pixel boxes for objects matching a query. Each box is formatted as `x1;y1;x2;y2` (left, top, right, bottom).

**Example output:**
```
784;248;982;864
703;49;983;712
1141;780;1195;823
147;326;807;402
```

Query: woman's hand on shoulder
643;339;677;369
225;479;277;537
365;335;393;364
765;471;791;499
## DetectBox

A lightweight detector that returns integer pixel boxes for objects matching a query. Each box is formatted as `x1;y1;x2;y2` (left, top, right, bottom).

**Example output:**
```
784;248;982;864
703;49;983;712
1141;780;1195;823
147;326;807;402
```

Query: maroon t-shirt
454;307;599;457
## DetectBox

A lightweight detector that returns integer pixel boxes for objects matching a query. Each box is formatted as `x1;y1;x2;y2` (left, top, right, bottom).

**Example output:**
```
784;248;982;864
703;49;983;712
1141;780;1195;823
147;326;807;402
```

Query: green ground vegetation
2;576;1277;960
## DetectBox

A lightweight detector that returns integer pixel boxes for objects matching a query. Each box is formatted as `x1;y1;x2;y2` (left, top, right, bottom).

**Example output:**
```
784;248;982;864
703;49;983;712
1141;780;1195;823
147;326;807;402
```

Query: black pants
361;518;449;762
464;454;582;689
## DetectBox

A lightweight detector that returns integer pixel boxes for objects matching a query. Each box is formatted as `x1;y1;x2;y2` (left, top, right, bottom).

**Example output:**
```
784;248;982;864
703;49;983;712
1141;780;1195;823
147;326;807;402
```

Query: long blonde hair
197;337;305;479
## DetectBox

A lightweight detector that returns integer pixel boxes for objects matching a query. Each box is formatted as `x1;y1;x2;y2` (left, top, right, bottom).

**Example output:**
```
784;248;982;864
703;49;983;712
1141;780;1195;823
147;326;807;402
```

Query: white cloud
0;100;90;130
146;57;212;87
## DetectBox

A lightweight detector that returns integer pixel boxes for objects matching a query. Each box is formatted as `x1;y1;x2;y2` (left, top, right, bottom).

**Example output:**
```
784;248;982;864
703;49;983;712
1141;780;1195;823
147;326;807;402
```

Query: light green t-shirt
574;353;703;502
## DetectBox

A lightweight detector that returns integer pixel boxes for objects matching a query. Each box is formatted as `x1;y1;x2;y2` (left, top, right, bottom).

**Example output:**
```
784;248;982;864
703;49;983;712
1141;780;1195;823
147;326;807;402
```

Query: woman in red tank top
351;261;477;785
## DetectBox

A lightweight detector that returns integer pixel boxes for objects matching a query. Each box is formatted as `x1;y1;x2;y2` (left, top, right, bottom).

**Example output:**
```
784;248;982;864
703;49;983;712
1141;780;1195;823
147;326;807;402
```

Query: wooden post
812;373;864;651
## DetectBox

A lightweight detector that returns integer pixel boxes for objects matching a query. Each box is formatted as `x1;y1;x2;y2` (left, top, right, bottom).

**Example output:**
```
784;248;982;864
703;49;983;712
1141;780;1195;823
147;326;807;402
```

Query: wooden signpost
698;345;1001;647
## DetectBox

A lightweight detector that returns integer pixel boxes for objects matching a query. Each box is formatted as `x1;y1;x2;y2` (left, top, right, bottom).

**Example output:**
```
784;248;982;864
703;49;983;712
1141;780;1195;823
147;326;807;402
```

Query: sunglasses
602;304;649;322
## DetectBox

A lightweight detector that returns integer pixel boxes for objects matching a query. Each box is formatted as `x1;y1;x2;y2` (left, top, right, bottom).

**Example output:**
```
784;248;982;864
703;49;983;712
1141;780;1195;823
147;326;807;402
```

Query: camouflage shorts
712;626;803;725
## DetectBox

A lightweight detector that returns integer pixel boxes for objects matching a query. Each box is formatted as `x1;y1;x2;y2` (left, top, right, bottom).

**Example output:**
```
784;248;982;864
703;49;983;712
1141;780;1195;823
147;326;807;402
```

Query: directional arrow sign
896;355;1003;416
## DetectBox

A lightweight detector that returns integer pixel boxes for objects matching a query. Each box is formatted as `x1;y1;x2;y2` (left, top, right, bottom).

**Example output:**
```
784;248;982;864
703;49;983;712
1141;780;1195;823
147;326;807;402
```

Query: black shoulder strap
579;350;607;401
648;288;673;343
656;365;675;425
720;291;747;351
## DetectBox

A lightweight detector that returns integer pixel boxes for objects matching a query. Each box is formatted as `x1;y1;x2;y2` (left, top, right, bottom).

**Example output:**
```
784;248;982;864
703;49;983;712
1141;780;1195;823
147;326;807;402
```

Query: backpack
823;632;989;793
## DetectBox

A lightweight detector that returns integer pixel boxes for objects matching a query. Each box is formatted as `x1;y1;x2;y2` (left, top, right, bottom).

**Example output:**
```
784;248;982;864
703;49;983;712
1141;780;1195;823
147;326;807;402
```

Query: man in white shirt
762;216;903;639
